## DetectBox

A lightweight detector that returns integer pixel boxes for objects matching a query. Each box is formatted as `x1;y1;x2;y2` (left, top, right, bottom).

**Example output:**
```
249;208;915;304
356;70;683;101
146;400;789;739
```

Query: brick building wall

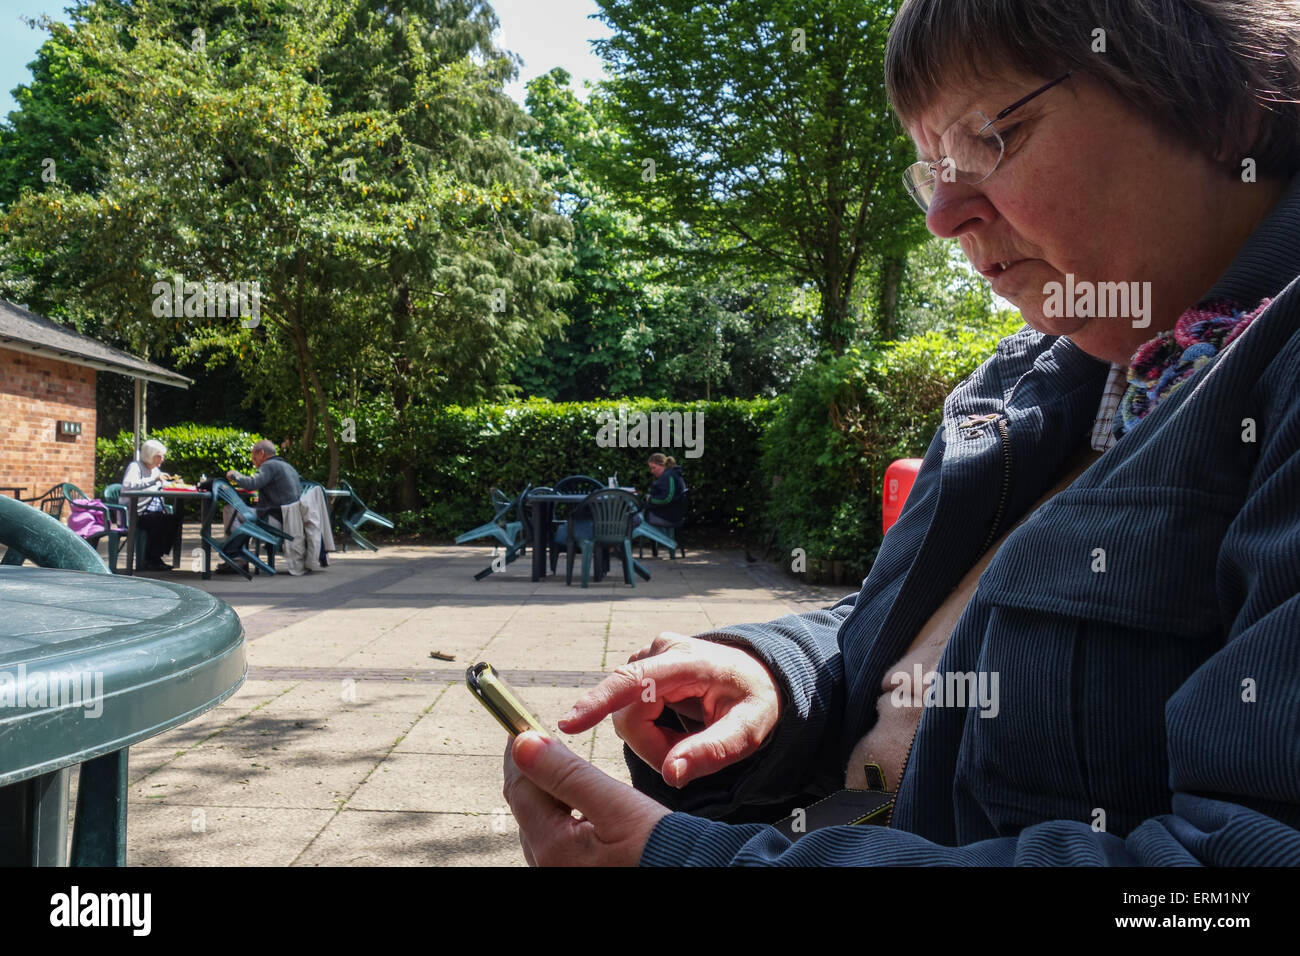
0;349;97;500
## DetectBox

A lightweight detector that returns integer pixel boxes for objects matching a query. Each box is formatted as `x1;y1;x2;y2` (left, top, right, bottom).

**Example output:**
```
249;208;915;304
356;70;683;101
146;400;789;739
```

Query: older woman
503;0;1300;866
121;438;179;572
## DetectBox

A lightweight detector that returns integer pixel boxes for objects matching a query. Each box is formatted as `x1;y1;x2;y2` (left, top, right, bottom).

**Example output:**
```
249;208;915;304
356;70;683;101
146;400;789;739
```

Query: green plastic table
0;566;245;865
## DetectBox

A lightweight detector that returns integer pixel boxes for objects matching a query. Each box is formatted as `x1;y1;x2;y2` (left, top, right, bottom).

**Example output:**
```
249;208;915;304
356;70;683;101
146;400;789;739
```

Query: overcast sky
0;0;613;119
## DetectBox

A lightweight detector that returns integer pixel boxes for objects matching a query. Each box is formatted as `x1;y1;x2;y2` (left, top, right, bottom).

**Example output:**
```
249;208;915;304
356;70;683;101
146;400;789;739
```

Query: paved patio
102;535;840;866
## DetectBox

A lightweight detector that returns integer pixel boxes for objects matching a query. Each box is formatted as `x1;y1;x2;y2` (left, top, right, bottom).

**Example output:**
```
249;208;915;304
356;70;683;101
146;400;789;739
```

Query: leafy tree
590;0;930;353
0;15;115;209
657;279;820;399
513;67;819;401
314;0;573;506
887;236;1002;339
510;67;672;399
0;0;572;492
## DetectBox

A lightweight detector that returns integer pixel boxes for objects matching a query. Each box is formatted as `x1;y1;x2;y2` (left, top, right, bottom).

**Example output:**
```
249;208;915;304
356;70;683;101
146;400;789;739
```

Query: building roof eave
0;336;193;388
0;299;192;388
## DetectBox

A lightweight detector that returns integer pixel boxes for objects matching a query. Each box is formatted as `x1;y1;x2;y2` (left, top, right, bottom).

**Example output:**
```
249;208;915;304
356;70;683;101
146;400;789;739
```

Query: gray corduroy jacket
636;174;1300;866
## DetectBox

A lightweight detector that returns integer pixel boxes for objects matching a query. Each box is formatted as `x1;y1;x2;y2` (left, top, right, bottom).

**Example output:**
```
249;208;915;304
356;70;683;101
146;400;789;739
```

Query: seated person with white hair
217;439;302;573
121;439;180;572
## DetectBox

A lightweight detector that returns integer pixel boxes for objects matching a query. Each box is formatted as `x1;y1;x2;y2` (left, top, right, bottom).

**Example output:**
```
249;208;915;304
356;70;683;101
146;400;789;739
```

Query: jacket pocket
951;485;1235;836
977;485;1237;638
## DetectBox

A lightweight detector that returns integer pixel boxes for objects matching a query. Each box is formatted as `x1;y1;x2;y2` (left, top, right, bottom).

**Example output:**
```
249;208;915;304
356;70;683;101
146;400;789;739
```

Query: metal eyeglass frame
903;72;1073;212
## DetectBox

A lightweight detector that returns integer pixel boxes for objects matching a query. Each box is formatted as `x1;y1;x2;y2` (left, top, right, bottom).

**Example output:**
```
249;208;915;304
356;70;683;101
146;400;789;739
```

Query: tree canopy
589;0;931;352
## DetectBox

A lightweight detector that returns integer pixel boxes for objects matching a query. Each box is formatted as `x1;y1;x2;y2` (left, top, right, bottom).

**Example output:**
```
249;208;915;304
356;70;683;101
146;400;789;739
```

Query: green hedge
293;398;776;539
95;424;267;491
761;315;1025;580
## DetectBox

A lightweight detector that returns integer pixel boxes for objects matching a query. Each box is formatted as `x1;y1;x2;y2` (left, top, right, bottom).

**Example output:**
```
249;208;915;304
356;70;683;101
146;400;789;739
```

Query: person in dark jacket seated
216;439;302;574
501;0;1300;867
643;453;686;529
226;439;302;526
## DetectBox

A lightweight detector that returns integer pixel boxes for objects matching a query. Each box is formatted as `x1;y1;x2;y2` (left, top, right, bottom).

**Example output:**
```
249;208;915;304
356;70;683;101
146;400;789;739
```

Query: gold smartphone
466;662;549;737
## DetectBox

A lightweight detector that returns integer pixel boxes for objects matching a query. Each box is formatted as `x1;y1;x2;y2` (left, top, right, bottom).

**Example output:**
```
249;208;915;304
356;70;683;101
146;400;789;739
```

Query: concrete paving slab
334;643;481;670
608;603;710;620
127;707;251;776
210;706;422;757
478;632;609;672
515;611;614;629
333;627;498;668
257;603;422;640
396;601;523;619
294;810;525;867
245;635;380;668
591;721;634;763
255;678;447;714
592;758;635;788
216;678;291;710
345;752;515;814
606;615;717;640
128;805;334;867
130;740;382;810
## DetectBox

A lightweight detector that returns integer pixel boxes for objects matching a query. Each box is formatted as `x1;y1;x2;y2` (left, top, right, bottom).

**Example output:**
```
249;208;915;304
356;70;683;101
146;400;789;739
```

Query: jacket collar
1205;172;1300;308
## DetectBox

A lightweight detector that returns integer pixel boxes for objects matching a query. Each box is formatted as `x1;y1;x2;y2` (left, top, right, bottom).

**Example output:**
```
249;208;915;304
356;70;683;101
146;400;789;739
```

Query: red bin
882;458;923;534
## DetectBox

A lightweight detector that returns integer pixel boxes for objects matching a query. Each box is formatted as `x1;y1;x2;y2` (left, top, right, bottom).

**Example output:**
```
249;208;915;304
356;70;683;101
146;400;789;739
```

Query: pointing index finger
558;655;706;733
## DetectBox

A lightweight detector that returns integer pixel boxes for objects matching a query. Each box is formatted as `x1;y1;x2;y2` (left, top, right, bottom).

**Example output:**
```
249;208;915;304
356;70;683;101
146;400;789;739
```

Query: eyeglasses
902;73;1072;212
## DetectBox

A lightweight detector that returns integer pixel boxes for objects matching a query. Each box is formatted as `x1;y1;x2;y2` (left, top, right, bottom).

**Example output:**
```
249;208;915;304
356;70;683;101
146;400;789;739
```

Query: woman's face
905;71;1264;365
648;461;665;478
148;453;164;471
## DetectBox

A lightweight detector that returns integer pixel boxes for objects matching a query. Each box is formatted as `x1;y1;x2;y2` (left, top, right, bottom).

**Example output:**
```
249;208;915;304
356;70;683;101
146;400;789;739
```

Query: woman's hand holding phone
558;632;783;788
504;731;669;867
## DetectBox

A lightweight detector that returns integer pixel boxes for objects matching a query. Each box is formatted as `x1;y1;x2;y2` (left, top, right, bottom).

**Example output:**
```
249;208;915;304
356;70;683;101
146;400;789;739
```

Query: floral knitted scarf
1113;297;1272;440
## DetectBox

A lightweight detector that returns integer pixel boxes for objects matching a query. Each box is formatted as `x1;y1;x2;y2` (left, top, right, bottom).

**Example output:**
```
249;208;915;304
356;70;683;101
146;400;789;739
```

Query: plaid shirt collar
1091;363;1125;452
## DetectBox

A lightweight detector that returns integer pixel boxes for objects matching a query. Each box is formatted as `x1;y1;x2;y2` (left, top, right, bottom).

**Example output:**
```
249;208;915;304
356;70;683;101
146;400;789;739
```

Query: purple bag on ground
67;499;107;539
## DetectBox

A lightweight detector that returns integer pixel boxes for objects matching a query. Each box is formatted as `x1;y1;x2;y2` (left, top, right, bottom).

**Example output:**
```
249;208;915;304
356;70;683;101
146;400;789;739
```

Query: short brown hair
885;0;1300;176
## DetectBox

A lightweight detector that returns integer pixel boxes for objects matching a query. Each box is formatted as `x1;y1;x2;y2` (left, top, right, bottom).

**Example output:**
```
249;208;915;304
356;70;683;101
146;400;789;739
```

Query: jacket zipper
887;414;1013;825
975;417;1013;560
884;725;919;827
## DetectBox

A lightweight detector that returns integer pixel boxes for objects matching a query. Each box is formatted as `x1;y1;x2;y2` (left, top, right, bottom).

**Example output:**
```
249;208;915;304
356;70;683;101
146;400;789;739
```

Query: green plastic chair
19;484;67;521
201;480;290;579
633;518;680;559
337;479;394;551
103;481;179;571
470;485;537;580
634;486;689;559
557;489;642;588
101;483;143;571
550;475;605;533
456;486;524;550
0;494;108;573
553;475;605;494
